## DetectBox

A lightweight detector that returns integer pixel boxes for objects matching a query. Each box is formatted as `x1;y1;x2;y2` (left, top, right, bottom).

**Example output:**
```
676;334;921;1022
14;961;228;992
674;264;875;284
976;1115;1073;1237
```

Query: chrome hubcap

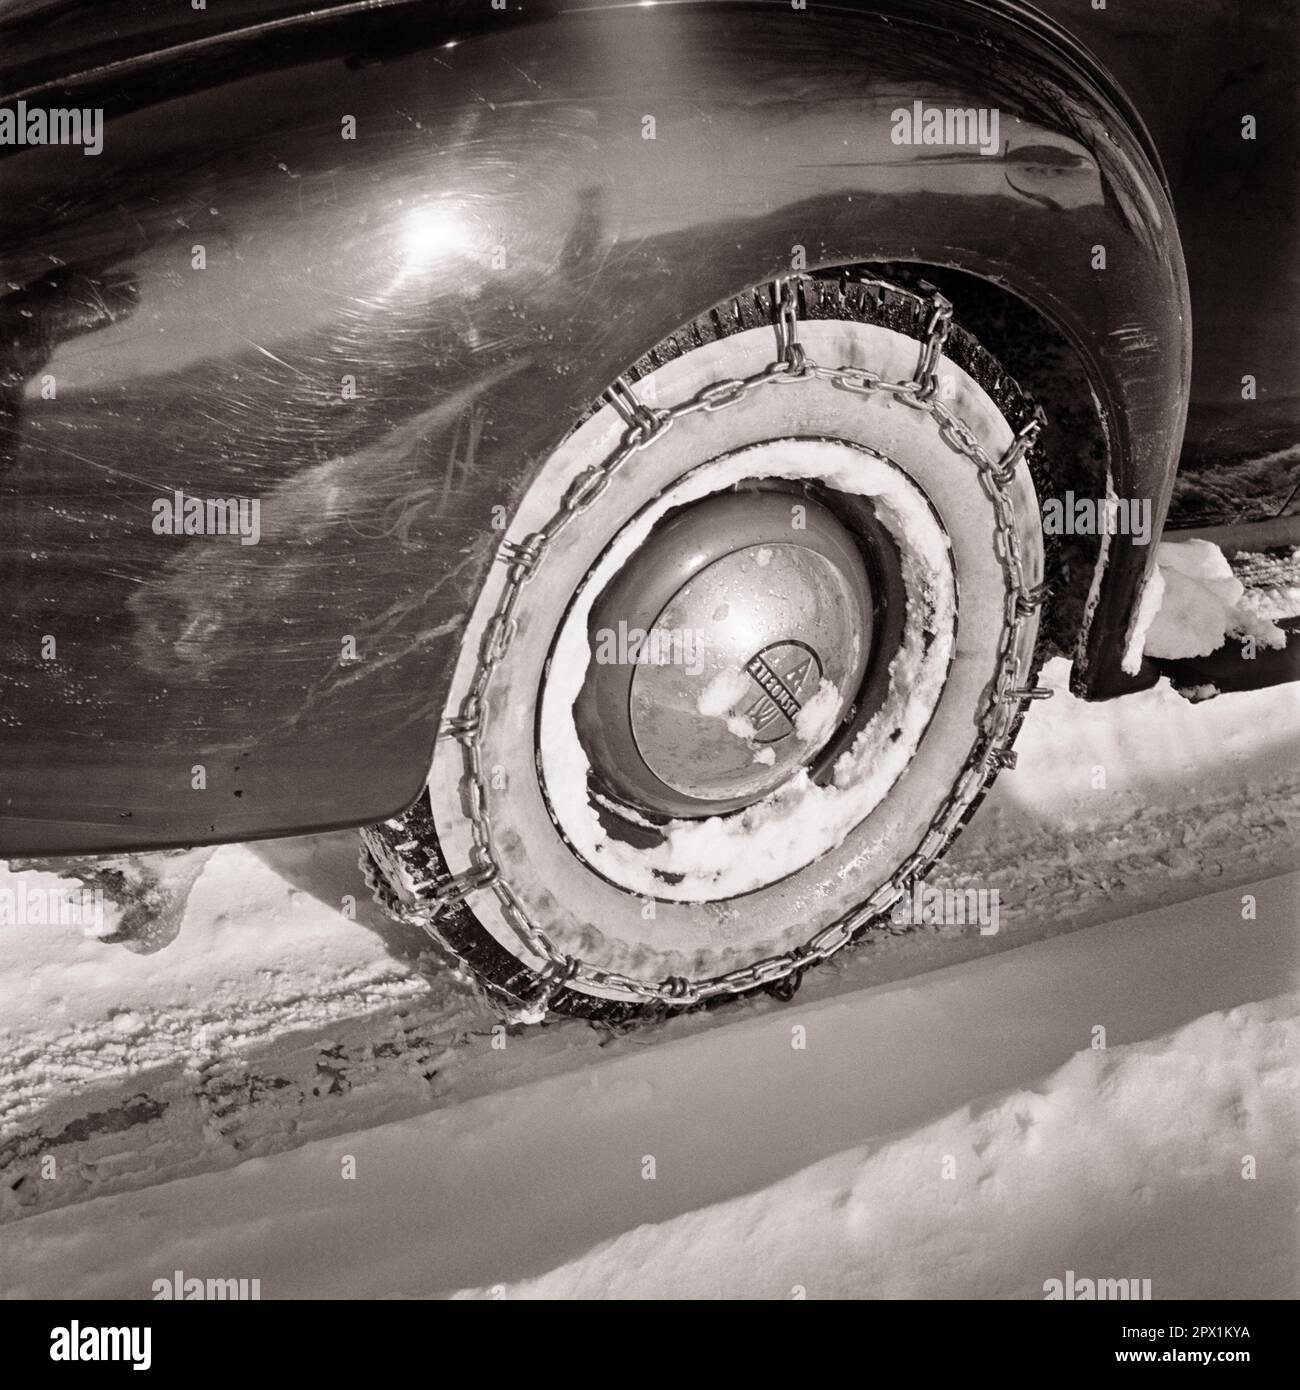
575;489;873;818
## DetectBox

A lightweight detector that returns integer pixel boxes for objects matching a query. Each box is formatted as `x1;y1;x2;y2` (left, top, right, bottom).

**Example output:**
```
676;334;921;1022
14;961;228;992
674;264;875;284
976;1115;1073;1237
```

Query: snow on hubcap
538;438;956;905
573;485;873;818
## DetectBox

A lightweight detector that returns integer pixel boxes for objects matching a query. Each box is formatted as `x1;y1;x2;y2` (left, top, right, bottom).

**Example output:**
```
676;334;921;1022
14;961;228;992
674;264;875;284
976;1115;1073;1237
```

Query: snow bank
471;995;1297;1300
0;836;434;1137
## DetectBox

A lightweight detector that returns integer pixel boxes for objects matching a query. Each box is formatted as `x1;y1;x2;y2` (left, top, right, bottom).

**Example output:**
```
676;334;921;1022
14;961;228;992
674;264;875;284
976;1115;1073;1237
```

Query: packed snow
1125;538;1290;672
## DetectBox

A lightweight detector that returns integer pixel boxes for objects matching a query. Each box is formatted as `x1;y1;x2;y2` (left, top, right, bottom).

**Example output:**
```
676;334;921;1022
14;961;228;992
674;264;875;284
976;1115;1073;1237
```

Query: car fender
0;0;1189;853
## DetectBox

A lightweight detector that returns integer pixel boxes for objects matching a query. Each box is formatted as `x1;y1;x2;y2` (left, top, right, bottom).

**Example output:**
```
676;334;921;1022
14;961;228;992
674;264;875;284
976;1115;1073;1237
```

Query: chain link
361;275;1046;1012
913;292;954;400
771;277;807;373
604;374;669;442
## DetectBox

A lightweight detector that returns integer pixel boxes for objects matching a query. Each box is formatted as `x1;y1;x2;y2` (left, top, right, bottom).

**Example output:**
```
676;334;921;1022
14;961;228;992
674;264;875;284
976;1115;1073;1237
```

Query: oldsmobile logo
742;641;822;742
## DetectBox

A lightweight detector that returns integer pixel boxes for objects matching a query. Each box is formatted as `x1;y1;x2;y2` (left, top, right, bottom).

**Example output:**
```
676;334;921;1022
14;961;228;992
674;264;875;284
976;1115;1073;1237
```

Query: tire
362;273;1047;1025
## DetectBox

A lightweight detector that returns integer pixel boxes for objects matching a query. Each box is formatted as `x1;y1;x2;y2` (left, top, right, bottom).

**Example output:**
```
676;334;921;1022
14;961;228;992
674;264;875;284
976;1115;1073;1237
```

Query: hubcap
575;489;872;818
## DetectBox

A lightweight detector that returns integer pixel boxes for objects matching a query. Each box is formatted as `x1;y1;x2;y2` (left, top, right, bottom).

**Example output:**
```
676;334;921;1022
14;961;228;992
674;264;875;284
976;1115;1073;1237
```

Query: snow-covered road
2;871;1295;1298
1;658;1297;1295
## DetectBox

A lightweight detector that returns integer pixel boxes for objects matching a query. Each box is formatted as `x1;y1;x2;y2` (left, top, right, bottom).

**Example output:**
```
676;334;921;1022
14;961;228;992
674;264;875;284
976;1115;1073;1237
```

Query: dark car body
0;0;1294;856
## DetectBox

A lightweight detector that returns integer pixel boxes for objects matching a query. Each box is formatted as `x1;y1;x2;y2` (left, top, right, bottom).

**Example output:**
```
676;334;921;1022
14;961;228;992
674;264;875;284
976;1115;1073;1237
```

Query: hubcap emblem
742;642;823;742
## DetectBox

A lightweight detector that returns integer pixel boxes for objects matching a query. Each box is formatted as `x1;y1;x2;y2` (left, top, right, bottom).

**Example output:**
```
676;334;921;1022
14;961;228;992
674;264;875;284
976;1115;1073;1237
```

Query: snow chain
361;274;1050;1015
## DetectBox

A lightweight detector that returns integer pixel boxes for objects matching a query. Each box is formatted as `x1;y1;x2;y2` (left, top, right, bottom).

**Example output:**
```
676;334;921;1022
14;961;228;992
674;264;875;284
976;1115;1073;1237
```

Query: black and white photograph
0;0;1296;1342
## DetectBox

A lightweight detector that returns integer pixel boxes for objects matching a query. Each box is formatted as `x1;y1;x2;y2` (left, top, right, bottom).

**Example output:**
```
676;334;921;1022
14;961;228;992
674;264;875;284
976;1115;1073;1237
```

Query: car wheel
361;272;1047;1024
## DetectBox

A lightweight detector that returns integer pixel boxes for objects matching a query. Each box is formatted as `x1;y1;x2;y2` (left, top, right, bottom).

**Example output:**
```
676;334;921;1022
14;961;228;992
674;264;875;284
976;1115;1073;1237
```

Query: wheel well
847;262;1110;665
589;259;1109;668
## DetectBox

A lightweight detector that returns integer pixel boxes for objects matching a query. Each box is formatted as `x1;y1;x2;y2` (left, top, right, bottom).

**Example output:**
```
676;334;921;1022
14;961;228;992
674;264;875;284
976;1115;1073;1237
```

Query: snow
793;676;843;745
1;871;1293;1299
725;713;757;741
472;986;1297;1301
1236;547;1300;624
0;835;439;1142
1125;539;1289;672
695;667;751;719
695;666;762;741
1121;560;1165;675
